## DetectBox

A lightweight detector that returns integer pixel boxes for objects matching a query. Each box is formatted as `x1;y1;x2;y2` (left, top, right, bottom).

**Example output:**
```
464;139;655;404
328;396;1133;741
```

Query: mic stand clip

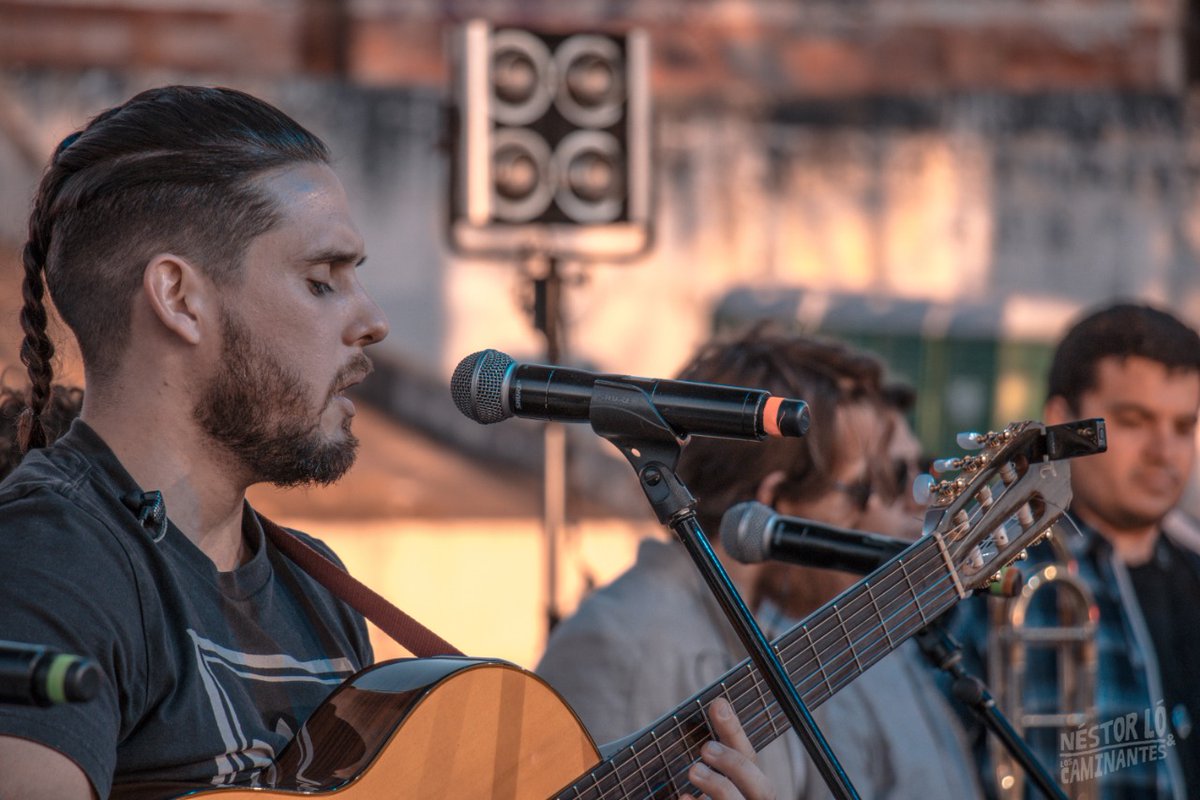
589;379;860;800
915;617;1067;800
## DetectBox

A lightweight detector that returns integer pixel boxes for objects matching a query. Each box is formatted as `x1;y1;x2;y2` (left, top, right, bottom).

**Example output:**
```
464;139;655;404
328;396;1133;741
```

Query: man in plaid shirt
950;302;1200;799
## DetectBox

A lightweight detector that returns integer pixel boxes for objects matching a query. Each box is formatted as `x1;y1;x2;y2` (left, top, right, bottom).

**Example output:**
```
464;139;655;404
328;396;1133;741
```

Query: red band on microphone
763;396;783;438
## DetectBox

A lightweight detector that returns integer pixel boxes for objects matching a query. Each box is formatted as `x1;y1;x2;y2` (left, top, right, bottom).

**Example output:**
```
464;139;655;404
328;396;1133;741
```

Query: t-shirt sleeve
0;489;146;798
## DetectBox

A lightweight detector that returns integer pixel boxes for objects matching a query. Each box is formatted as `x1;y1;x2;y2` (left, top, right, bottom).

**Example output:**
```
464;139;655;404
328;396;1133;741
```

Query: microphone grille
451;349;514;424
719;501;776;564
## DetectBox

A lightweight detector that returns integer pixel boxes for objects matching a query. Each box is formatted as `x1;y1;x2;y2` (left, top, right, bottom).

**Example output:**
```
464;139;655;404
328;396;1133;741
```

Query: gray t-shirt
0;420;372;798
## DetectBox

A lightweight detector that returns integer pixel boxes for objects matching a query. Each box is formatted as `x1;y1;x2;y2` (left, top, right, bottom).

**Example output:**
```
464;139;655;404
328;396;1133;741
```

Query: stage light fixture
450;21;651;260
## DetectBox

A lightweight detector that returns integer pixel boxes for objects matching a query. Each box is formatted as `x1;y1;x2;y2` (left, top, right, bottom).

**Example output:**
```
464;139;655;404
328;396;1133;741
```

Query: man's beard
194;310;364;487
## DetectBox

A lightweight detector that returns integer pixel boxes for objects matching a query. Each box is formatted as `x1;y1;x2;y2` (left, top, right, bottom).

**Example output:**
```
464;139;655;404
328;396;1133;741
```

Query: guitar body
118;658;600;800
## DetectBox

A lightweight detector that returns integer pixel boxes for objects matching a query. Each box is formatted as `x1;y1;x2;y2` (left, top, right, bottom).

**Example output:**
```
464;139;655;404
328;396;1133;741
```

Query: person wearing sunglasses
536;328;981;799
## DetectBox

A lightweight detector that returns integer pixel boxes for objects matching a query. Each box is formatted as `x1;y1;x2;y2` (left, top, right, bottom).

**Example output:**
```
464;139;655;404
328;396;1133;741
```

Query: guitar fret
751;671;775;743
627;737;654;799
597;754;622;796
832;604;862;673
900;558;930;627
649;726;680;798
694;697;712;740
805;624;835;702
584;763;602;800
720;679;734;712
610;744;641;798
864;580;895;651
749;671;782;739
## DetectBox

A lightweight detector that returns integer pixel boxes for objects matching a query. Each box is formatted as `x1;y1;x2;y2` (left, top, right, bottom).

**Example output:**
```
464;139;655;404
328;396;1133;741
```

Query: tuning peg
998;462;1019;486
932;457;960;475
913;473;936;505
1015;549;1028;561
986;566;1024;598
1017;504;1034;530
969;546;984;570
975;485;994;510
956;432;984;450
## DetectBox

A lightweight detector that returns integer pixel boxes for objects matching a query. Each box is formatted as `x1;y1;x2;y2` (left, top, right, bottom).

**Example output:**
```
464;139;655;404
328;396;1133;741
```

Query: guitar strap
259;513;463;658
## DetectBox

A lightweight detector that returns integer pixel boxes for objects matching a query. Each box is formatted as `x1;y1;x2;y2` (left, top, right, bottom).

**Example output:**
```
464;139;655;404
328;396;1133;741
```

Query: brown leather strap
259;513;462;658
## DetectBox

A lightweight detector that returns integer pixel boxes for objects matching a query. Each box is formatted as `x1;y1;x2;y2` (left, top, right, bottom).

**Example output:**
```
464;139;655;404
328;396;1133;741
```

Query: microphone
720;500;910;575
0;640;102;706
451;349;810;441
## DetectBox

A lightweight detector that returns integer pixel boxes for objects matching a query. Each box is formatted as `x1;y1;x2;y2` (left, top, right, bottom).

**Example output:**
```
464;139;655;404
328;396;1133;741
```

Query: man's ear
142;254;212;345
756;470;788;507
1044;395;1075;426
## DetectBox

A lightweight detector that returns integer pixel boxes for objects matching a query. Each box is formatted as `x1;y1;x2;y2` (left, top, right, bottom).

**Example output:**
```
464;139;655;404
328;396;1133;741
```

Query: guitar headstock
917;418;1106;593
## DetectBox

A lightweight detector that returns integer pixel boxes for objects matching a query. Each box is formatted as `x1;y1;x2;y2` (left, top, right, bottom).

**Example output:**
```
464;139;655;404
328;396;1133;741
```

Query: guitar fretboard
554;534;960;800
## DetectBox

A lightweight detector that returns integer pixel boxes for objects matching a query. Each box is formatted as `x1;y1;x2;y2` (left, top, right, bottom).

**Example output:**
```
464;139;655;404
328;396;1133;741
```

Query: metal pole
534;255;568;633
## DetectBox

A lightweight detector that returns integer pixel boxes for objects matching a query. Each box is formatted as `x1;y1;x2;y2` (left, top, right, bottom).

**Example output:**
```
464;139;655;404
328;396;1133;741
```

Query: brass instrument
987;528;1098;800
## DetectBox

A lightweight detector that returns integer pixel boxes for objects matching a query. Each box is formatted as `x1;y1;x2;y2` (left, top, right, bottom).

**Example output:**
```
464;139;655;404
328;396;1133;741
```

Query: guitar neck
555;535;960;799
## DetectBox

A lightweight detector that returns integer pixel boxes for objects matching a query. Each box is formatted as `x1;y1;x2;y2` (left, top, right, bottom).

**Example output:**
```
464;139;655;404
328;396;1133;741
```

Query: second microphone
720;500;911;575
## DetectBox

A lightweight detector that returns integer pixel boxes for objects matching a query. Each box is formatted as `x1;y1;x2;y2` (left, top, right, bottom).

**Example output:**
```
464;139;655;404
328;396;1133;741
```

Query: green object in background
712;288;1074;457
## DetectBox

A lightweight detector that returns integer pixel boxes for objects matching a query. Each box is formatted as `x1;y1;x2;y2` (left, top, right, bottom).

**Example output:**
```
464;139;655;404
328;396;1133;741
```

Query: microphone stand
588;379;860;800
914;618;1067;800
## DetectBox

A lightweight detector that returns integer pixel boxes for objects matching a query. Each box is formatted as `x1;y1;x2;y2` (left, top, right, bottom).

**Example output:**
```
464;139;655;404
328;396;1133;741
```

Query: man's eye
308;280;334;296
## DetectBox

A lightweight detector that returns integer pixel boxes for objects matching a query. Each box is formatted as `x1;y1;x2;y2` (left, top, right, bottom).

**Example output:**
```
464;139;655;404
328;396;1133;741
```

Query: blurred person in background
950;301;1200;799
0;85;773;800
536;328;982;799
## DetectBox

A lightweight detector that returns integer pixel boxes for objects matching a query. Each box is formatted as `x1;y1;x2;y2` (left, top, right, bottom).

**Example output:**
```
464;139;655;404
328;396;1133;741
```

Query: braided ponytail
16;140;72;453
17;241;55;452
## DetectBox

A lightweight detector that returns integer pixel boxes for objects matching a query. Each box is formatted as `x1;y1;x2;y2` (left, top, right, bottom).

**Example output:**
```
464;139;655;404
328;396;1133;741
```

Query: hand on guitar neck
687;697;777;800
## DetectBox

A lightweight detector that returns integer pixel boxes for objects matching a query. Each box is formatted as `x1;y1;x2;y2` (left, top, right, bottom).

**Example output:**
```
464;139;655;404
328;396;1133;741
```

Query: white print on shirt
187;629;355;785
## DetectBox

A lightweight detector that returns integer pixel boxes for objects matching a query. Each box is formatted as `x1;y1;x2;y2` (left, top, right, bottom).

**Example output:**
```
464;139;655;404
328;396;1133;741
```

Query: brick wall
0;1;1186;96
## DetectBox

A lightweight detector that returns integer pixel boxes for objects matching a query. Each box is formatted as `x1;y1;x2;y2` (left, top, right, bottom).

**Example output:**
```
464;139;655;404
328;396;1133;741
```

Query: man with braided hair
0;87;775;800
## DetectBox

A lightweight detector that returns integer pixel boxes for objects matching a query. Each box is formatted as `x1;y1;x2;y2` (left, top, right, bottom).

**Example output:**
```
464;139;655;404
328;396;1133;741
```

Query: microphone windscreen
719;501;776;564
451;349;514;424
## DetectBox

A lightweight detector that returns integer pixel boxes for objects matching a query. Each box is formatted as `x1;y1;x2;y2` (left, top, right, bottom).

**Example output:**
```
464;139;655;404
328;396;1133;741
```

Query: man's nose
350;286;389;347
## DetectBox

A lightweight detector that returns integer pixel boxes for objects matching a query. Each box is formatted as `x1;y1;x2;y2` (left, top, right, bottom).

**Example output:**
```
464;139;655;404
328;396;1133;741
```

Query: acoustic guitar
121;418;1101;799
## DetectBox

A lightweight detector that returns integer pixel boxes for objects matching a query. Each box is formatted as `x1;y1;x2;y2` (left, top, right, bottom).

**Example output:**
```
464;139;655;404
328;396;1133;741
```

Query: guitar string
594;560;958;800
575;469;1050;800
591;457;1070;798
575;523;969;800
659;486;1068;799
664;568;963;799
692;554;959;791
571;536;957;800
562;550;949;799
749;492;1072;743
